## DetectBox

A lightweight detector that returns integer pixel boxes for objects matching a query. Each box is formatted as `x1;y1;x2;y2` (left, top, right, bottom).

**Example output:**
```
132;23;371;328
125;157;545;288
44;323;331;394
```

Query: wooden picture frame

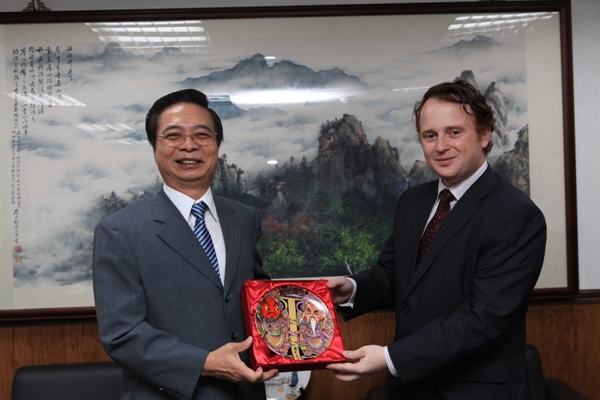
0;1;576;323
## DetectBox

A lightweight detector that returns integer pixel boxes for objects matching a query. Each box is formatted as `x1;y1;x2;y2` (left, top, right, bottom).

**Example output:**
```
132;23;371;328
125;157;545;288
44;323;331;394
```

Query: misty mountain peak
484;81;510;147
318;114;368;151
434;35;501;55
182;53;362;90
455;70;479;90
471;35;499;45
234;53;270;72
456;35;500;50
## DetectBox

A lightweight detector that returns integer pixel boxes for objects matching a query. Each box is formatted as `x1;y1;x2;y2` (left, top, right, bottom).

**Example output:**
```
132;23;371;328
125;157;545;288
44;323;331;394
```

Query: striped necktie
191;201;220;278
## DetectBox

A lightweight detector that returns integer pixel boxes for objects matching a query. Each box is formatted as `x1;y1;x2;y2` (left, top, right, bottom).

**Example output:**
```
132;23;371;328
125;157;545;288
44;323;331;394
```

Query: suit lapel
152;189;223;291
407;183;439;269
406;168;498;298
214;196;241;294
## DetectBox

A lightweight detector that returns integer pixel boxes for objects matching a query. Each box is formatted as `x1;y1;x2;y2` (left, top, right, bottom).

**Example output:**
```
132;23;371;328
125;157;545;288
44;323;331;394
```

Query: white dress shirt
163;184;226;285
424;162;488;225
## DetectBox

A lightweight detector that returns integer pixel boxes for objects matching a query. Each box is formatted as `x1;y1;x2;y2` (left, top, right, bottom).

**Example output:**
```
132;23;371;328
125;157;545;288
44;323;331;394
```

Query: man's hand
326;277;354;304
326;345;387;381
202;336;278;383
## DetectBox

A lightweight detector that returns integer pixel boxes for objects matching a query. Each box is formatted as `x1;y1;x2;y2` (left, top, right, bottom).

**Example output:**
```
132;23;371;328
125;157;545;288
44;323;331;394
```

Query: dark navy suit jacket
343;166;547;400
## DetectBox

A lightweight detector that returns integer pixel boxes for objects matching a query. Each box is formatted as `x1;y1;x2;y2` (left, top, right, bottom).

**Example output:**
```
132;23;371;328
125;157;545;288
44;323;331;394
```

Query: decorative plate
254;285;335;360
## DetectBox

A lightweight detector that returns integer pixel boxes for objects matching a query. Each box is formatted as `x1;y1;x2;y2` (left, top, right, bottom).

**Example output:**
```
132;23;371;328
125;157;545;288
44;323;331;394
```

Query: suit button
401;307;409;315
231;332;238;340
225;294;232;302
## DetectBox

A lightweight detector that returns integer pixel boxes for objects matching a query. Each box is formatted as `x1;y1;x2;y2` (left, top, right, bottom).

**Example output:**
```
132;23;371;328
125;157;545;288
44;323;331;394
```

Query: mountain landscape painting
1;11;562;308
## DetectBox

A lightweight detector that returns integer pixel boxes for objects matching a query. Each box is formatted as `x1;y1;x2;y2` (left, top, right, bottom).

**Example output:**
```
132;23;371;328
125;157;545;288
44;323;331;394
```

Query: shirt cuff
383;346;399;378
338;278;357;307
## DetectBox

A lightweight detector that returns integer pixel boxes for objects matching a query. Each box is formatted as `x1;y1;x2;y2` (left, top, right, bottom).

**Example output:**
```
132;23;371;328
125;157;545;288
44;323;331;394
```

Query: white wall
2;0;599;290
571;0;600;290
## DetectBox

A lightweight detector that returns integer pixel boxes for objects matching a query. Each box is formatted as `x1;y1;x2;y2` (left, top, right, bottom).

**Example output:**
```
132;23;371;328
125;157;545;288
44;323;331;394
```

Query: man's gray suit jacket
93;189;269;400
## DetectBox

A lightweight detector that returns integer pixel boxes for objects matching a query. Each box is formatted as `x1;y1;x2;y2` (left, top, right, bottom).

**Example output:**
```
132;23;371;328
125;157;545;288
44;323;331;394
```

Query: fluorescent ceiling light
86;20;211;53
230;88;361;105
449;12;556;34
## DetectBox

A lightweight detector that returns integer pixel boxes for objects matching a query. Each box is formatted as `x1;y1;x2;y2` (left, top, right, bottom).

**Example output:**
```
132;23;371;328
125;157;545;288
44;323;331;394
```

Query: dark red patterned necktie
416;189;455;267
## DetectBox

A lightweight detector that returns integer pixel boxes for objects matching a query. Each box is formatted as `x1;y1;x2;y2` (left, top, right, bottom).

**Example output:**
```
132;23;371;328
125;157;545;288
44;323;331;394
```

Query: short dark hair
145;89;223;148
413;80;495;155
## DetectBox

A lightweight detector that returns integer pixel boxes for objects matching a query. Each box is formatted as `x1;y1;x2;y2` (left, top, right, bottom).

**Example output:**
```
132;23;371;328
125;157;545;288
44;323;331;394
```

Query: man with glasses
93;89;277;400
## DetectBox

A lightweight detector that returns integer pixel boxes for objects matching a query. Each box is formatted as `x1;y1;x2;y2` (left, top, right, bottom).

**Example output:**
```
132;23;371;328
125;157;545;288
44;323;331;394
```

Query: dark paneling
2;305;598;400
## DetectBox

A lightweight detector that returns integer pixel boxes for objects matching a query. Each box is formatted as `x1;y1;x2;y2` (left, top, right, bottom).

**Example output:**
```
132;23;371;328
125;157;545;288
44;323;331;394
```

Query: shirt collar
162;184;219;224
437;161;488;201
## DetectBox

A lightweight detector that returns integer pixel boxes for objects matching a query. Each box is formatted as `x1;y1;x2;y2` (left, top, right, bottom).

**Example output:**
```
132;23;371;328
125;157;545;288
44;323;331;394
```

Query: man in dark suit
327;81;546;399
93;89;277;400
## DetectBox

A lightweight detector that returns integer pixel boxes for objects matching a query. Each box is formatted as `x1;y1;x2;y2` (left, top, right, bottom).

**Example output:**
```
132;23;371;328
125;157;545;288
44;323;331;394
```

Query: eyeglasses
157;131;216;147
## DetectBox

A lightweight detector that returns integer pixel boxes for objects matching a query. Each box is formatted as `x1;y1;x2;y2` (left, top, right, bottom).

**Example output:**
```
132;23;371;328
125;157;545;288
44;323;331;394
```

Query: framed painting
0;1;576;323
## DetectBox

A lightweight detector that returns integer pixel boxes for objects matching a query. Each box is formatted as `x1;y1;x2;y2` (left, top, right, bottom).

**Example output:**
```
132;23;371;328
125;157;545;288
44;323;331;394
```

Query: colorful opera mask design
298;296;334;357
302;298;326;323
255;285;335;361
260;297;281;319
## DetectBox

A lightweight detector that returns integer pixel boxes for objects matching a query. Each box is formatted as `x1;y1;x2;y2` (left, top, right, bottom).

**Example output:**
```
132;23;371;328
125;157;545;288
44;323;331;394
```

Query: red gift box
241;279;346;372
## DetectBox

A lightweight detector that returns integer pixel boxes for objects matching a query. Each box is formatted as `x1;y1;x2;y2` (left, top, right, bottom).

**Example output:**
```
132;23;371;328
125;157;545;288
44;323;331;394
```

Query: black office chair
526;344;588;400
11;361;122;400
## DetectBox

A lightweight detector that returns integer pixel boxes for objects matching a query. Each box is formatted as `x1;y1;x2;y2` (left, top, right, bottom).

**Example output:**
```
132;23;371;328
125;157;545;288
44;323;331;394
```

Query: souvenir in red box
241;279;345;372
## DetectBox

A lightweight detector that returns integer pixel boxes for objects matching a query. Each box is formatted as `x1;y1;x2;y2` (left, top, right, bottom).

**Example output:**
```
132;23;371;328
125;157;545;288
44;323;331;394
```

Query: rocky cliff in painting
313;114;408;210
213;113;410;215
485;82;510;149
494;125;530;196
